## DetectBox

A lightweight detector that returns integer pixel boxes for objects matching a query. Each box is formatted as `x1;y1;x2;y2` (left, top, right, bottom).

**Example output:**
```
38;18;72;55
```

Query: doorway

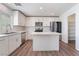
68;14;75;49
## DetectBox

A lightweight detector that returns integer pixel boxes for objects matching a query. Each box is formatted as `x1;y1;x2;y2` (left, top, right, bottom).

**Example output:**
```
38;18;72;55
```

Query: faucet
6;24;12;33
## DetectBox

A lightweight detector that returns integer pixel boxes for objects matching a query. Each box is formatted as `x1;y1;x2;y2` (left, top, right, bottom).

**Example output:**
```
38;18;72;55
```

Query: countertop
0;31;26;38
0;32;20;38
13;31;26;34
31;32;61;35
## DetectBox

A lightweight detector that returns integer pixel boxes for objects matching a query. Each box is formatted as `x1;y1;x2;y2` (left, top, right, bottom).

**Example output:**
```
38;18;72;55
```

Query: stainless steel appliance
50;22;61;33
35;22;43;32
21;32;26;44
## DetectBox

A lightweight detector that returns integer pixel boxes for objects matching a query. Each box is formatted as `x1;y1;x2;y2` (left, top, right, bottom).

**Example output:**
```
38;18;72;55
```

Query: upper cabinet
13;11;26;26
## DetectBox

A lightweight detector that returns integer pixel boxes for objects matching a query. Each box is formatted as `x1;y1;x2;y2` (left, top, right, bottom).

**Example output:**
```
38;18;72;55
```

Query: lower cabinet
0;33;21;56
8;35;17;54
8;33;21;54
15;34;21;48
0;37;8;56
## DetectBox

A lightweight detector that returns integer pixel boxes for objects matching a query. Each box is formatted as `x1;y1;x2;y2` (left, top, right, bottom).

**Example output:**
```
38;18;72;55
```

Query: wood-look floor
10;40;79;56
68;40;75;49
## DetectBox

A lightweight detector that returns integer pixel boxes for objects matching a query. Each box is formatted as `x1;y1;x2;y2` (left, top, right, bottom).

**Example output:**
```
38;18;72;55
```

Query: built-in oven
50;22;61;33
35;22;43;32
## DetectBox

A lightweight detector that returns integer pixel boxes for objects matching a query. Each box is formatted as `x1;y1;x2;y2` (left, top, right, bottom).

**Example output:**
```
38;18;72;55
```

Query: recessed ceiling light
40;7;43;10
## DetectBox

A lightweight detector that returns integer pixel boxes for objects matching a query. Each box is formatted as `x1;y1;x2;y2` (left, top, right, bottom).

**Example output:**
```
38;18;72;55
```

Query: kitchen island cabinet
31;32;60;51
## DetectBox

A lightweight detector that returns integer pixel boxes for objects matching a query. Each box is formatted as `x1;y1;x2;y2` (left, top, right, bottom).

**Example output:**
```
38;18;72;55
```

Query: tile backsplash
13;26;26;31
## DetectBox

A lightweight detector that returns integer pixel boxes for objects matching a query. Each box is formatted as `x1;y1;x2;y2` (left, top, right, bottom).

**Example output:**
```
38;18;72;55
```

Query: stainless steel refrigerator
50;22;61;33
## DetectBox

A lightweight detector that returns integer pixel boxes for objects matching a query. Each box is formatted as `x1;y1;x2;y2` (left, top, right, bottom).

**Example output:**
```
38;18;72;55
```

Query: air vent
15;3;22;6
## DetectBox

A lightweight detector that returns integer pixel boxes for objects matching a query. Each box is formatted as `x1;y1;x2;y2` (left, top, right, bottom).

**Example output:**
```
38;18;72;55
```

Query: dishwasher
21;32;26;44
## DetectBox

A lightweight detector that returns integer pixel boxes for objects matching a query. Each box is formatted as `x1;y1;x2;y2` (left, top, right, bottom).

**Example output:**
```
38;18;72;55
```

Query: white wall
60;4;79;50
75;11;79;50
25;17;61;39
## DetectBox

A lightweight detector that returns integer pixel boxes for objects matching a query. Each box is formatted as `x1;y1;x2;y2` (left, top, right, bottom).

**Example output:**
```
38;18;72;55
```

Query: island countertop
31;32;61;35
32;32;60;51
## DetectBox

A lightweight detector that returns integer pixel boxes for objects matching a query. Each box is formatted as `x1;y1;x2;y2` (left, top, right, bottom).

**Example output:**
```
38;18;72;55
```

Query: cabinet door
8;35;17;54
0;37;8;56
13;11;18;25
18;12;26;26
22;14;26;26
15;34;21;48
13;11;26;26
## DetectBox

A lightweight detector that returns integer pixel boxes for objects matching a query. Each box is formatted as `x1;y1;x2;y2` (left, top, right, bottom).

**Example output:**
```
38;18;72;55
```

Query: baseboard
76;49;79;51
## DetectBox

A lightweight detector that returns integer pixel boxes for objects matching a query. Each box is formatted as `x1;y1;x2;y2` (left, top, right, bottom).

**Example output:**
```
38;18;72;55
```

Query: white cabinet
0;33;21;56
0;37;8;56
18;12;26;26
15;34;21;47
8;35;17;54
8;33;21;54
13;11;26;26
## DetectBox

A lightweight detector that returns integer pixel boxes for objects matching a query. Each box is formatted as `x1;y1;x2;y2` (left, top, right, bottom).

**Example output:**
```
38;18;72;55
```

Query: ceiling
4;3;77;16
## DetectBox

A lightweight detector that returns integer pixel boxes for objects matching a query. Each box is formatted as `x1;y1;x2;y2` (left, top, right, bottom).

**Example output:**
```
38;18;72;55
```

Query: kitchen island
31;32;60;51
